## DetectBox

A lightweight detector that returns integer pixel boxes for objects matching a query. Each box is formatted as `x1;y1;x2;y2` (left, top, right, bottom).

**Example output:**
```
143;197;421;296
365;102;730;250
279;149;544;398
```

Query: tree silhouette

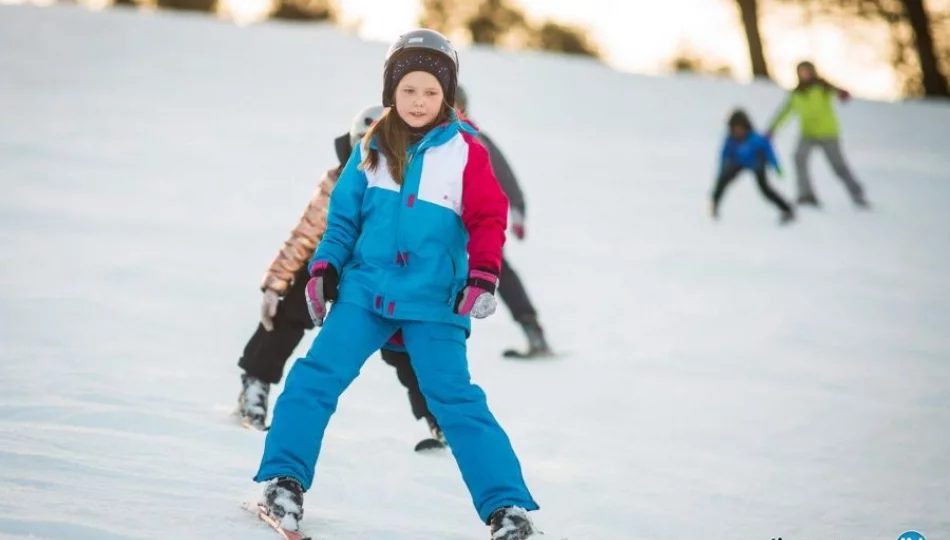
901;0;949;96
735;0;771;78
271;0;333;22
155;0;215;13
467;0;525;45
529;21;599;57
668;45;733;77
418;0;458;36
418;0;600;59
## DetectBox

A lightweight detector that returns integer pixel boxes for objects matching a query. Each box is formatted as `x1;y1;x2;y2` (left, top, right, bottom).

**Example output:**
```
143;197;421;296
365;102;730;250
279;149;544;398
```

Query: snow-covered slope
1;4;949;539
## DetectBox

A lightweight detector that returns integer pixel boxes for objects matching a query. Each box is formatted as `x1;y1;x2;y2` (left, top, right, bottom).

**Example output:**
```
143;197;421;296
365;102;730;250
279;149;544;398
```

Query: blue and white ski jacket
310;114;509;332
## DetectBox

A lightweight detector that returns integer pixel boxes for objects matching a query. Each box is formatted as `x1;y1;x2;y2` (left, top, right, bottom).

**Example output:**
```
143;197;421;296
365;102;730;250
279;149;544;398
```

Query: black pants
712;164;792;213
498;256;537;323
379;348;431;421
238;268;315;384
239;256;538;425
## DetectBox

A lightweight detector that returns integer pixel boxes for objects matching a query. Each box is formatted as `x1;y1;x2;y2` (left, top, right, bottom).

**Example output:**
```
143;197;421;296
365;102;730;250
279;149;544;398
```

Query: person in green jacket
766;60;869;208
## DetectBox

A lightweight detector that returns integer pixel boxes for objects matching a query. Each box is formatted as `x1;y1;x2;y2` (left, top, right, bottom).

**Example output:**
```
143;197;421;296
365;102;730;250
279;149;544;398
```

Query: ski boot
427;415;446;443
489;506;539;539
238;373;270;430
503;316;552;359
415;415;447;451
779;208;795;225
524;319;551;356
796;193;820;207
262;476;304;531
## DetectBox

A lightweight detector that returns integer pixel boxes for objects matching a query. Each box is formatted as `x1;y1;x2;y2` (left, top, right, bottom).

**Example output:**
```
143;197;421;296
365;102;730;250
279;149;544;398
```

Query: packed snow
1;3;949;539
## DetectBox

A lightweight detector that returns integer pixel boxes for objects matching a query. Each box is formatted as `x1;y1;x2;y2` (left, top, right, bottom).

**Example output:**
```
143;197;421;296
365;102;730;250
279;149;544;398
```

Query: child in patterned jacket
235;105;391;430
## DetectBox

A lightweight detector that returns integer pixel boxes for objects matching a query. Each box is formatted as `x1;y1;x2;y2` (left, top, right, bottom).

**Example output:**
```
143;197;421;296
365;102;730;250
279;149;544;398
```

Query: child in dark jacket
711;109;794;224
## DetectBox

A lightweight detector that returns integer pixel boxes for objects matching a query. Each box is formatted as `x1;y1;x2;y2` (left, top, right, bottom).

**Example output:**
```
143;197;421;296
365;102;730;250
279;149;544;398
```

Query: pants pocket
427;322;466;345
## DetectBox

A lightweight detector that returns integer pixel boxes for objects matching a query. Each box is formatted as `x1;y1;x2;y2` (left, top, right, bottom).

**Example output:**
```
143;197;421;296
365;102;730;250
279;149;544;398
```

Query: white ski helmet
349;105;385;149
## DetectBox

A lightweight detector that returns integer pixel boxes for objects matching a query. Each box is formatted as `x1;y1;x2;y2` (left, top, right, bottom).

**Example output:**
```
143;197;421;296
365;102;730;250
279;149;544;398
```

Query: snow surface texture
2;4;950;539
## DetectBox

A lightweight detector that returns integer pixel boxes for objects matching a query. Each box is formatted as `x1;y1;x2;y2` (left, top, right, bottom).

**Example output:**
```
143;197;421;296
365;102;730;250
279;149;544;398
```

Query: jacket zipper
385;131;438;313
385;143;419;312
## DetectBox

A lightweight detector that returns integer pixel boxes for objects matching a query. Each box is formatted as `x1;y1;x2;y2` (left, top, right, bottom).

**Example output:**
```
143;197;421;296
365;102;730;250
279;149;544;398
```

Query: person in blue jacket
251;29;540;540
711;109;795;224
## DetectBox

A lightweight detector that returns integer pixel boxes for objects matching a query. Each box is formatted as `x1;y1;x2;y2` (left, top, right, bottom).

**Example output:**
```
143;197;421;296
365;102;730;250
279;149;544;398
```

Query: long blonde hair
359;104;453;185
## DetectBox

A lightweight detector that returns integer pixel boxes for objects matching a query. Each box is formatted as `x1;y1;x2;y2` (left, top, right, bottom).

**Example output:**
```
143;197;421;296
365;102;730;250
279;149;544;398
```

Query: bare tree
901;0;949;96
735;0;771;78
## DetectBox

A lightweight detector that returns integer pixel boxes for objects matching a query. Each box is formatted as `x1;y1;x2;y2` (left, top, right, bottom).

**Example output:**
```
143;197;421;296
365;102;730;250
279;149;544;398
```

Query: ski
243;501;312;540
414;437;447;452
502;348;564;360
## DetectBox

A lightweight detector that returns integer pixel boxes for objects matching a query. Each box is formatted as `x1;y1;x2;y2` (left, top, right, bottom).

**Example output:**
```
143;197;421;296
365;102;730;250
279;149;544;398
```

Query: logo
898;531;925;540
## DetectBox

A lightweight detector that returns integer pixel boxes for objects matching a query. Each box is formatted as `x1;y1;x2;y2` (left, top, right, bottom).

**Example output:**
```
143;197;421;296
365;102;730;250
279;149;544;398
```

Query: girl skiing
235;104;456;450
381;85;554;451
711;109;795;224
236;105;387;431
252;29;540;540
766;60;869;208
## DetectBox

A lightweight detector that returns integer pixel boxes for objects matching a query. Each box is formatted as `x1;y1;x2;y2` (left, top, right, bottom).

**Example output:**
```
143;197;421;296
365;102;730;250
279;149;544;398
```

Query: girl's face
394;71;444;128
798;65;815;82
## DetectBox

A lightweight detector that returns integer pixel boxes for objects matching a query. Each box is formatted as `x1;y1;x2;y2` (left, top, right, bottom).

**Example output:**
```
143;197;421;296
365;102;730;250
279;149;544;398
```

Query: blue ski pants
254;302;538;523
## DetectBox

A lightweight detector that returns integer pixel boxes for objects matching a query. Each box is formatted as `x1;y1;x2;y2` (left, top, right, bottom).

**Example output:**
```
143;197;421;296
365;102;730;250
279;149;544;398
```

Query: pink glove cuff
308;260;328;278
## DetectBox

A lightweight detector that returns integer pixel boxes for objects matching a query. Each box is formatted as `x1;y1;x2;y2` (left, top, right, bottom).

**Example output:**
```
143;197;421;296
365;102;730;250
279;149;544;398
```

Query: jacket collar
368;109;477;153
